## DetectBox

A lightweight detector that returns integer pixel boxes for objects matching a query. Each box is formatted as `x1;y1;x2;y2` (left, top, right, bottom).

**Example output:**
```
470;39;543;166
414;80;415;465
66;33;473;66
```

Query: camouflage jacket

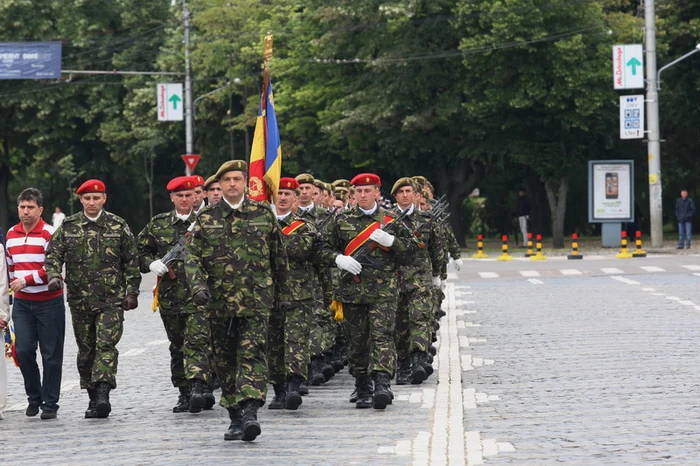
394;206;446;292
320;204;418;304
45;210;141;310
296;203;331;306
137;210;195;313
185;197;279;318
276;213;320;304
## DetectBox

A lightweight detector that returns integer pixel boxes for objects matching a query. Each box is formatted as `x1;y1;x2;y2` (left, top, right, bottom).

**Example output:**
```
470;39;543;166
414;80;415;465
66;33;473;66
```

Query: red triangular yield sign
181;154;200;173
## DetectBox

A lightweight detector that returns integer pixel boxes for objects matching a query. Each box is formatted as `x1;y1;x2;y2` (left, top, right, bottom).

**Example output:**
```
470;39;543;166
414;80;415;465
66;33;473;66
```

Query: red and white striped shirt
5;218;63;301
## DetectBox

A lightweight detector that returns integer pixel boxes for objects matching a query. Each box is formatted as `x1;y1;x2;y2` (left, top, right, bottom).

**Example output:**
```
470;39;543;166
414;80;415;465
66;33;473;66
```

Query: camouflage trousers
343;302;396;377
211;313;269;409
396;286;434;359
70;305;124;389
268;300;313;384
160;311;214;387
308;304;334;357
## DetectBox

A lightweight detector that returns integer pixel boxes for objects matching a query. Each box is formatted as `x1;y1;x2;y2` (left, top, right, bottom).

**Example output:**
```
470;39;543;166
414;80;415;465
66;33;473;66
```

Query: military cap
350;173;381;187
190;175;205;187
204;175;218;190
214;160;248;179
332;179;351;189
76;179;106;195
167;176;195;192
412;175;429;187
391;177;416;196
325;182;334;193
425;181;435;193
334;186;349;198
279;177;299;191
313;179;327;191
295;173;315;185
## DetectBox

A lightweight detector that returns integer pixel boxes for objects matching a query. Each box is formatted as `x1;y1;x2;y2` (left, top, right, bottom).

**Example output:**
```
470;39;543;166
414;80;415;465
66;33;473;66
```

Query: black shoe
173;387;190;413
355;375;373;409
240;400;261;442
284;376;303;410
268;383;286;410
437;309;447;318
410;353;427;384
322;353;336;381
189;379;205;413
203;385;216;410
396;357;411;385
677;246;684;249
40;407;58;420
349;387;358;403
25;403;40;417
94;382;111;418
309;357;326;386
298;381;309;396
372;372;391;410
429;345;437;356
224;407;243;441
331;345;345;372
85;389;97;419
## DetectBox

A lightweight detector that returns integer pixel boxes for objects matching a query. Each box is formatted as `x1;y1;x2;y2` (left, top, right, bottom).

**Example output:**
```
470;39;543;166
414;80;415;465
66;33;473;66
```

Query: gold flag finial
263;33;273;62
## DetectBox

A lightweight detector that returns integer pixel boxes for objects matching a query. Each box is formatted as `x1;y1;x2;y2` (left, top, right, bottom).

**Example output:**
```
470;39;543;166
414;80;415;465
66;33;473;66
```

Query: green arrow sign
168;94;182;110
626;57;641;76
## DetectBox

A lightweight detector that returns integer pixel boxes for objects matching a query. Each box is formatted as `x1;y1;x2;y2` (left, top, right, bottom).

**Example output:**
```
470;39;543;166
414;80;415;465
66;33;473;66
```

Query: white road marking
679;300;696;306
602;268;624;274
640;266;665;272
694;273;700;278
611;276;640;285
519;270;540;277
681;265;700;271
121;348;147;357
60;380;79;392
642;287;656;291
527;278;544;285
478;272;499;279
146;339;169;346
652;293;665;296
559;269;582;276
666;296;681;301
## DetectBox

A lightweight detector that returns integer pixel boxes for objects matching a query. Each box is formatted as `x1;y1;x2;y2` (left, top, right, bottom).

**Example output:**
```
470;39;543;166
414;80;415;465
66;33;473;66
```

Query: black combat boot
173;386;190;413
410;352;427;384
309;357;326;386
284;376;303;410
429;345;437;356
85;388;97;419
355;375;373;409
372;372;392;410
437;308;446;318
224;407;243;441
94;382;111;418
240;400;262;441
421;352;434;378
331;344;345;372
299;380;309;396
268;383;286;410
322;353;336;381
203;383;216;410
396;357;411;385
189;379;206;413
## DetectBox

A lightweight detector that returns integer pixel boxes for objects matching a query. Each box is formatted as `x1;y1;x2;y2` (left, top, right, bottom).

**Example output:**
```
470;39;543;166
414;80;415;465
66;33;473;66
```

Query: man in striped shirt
6;188;66;420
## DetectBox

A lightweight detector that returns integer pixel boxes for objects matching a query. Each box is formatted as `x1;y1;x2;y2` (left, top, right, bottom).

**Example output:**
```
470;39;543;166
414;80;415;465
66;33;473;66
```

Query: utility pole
645;0;663;248
183;0;194;175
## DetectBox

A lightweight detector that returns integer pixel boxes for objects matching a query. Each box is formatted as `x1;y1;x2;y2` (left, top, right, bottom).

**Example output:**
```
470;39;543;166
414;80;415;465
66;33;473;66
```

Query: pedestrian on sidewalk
675;189;695;249
0;238;10;420
5;188;66;420
516;188;531;248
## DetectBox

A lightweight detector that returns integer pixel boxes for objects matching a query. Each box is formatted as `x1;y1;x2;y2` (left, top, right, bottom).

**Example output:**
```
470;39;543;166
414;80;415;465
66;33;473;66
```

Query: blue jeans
13;296;66;410
678;222;692;247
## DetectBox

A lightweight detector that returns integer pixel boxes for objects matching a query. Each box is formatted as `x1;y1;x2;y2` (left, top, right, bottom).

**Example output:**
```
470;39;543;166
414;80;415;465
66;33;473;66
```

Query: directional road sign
620;95;645;140
613;44;644;90
157;83;184;121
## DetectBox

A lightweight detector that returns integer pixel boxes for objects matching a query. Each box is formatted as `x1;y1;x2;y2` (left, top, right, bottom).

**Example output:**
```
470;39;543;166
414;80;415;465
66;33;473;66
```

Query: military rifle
315;206;339;231
159;235;187;279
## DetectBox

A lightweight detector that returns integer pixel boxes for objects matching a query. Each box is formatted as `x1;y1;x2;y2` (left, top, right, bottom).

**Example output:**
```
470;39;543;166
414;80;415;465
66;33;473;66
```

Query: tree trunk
0;137;10;232
544;176;569;248
436;159;485;247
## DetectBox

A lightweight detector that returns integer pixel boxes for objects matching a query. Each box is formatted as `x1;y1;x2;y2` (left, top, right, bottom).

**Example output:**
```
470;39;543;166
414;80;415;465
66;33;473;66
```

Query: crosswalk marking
601;268;624;274
527;278;544;285
478;272;499;279
640;266;665;272
681;265;700;271
519;270;540;277
559;269;582;276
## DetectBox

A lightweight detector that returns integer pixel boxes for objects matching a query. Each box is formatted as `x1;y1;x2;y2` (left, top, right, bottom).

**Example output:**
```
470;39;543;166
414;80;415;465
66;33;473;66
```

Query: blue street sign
0;42;62;80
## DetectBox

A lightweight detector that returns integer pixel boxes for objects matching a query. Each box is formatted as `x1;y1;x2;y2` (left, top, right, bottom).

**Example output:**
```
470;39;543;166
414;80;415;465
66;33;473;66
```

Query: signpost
0;42;62;80
157;83;184;121
181;154;200;173
613;44;644;90
588;160;635;247
619;95;645;140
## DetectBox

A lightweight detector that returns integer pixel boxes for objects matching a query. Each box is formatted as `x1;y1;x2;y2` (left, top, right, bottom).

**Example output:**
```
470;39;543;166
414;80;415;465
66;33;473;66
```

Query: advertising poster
589;161;634;222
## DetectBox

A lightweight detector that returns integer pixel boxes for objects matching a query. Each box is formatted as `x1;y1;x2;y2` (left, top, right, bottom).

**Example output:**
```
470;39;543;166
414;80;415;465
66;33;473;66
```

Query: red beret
166;176;195;192
350;173;381;187
190;175;205;187
279;177;299;191
76;179;106;195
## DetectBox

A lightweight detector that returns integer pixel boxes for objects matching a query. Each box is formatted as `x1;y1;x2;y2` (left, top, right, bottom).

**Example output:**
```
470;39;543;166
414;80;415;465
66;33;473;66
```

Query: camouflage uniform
45;211;141;389
185;197;279;408
137;211;212;388
320;205;418;377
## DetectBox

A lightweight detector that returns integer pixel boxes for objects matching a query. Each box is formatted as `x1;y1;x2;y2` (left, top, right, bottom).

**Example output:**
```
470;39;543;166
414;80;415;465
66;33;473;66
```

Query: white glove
149;260;169;277
453;258;463;271
369;229;395;248
335;255;362;275
441;279;448;292
431;276;441;288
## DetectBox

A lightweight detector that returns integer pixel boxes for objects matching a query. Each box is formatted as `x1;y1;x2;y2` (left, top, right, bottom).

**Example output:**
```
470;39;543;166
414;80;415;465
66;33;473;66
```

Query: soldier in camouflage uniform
318;173;418;410
45;179;140;419
137;176;215;414
205;175;222;206
391;178;446;385
267;177;321;411
185;160;279;442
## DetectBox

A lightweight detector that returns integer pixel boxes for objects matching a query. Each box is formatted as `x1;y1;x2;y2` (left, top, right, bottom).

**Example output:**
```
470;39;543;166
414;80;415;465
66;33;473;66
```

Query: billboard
588;160;634;223
0;42;62;80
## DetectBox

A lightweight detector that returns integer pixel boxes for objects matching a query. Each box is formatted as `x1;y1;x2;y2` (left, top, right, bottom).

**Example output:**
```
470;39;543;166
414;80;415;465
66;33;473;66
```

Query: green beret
332;179;351;189
295;173;315;185
204;175;218;190
215;160;248;179
391;177;416;196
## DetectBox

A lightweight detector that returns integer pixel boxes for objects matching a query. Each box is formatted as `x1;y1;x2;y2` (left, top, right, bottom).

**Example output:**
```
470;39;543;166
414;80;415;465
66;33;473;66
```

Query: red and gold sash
281;219;305;236
344;215;395;256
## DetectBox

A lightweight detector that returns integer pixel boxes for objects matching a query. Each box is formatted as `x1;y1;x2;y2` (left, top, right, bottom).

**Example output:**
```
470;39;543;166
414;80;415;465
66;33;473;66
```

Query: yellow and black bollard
472;234;488;259
632;231;647;258
616;231;633;258
530;234;546;261
497;235;513;261
525;232;534;258
567;233;583;260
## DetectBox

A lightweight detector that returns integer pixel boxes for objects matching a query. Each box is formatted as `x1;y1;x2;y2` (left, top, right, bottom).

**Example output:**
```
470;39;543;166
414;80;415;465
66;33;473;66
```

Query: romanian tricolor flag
248;79;282;202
